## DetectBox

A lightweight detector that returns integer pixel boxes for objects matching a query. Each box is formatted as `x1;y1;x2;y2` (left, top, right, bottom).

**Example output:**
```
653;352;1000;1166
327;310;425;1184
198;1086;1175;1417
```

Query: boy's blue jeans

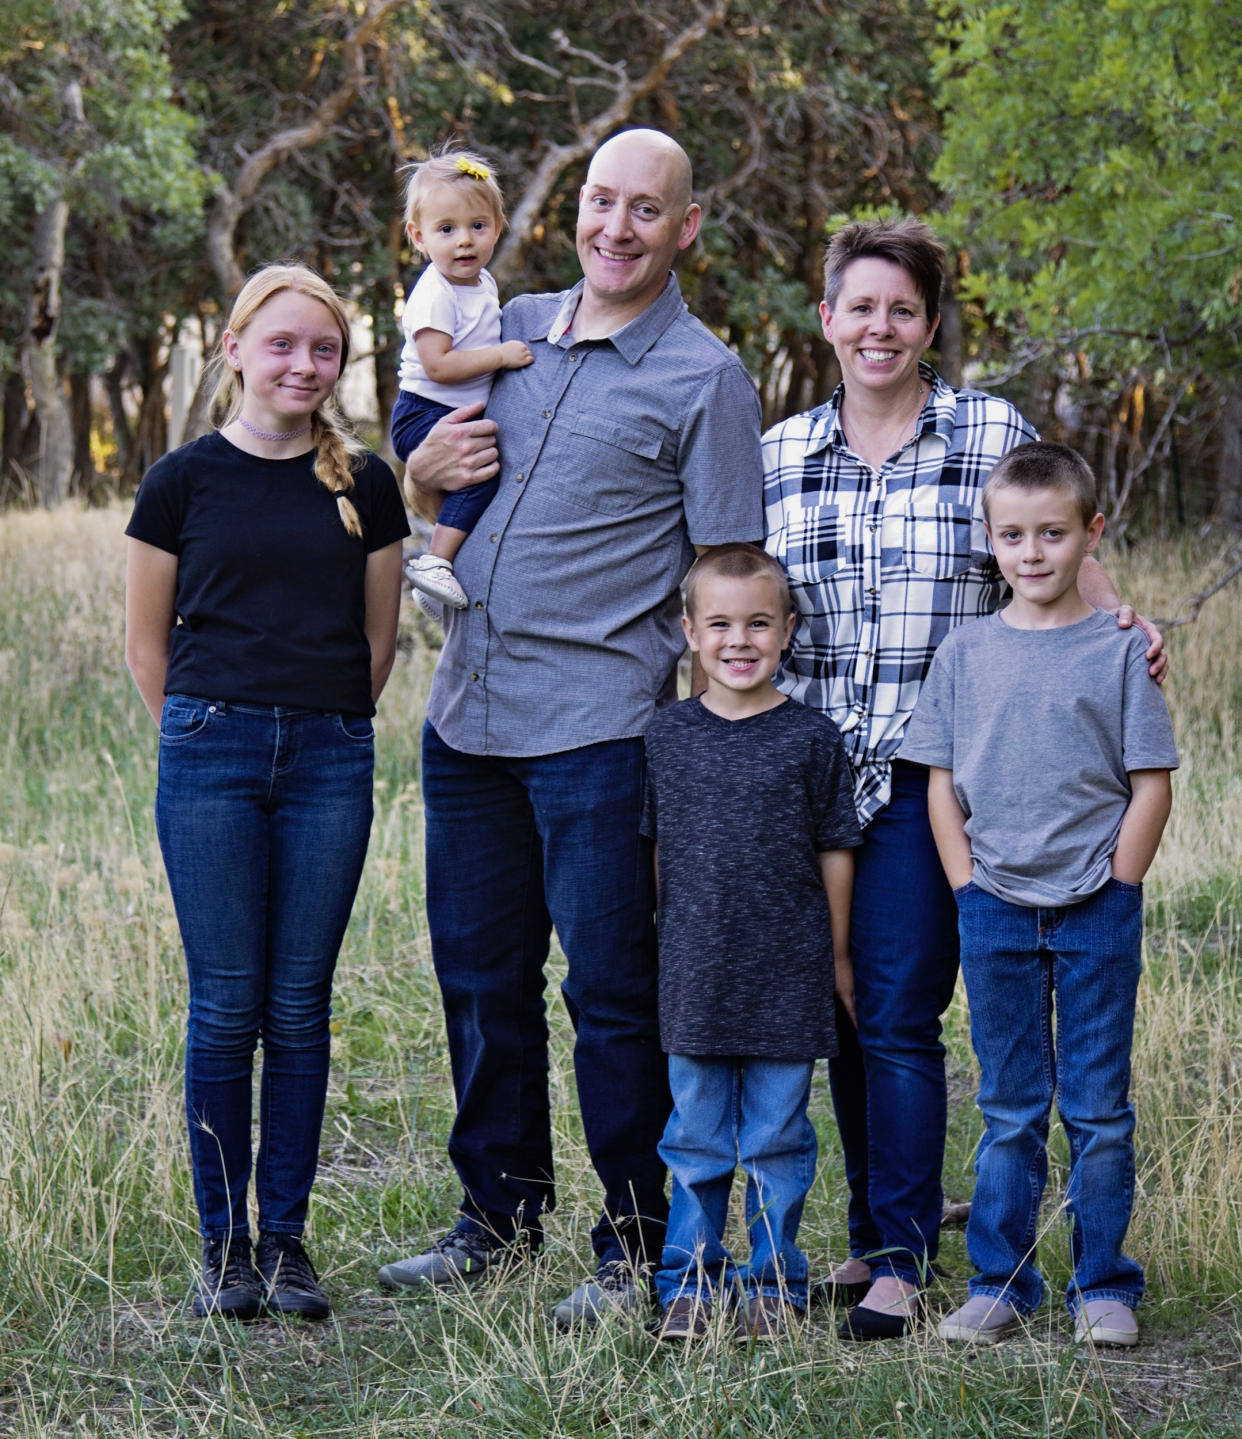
155;698;374;1238
956;878;1146;1315
655;1054;816;1310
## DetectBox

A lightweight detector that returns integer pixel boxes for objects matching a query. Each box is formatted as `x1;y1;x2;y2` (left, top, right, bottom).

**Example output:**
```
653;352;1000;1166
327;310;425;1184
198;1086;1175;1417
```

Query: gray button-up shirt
426;274;763;756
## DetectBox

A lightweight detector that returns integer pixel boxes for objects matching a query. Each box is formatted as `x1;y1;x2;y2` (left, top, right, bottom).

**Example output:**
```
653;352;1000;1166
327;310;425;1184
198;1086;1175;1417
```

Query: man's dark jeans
421;721;670;1265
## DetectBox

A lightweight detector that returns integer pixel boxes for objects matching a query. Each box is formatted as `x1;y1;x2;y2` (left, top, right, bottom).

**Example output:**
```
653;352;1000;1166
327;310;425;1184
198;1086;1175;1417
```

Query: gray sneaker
937;1294;1019;1344
378;1226;512;1290
553;1258;653;1328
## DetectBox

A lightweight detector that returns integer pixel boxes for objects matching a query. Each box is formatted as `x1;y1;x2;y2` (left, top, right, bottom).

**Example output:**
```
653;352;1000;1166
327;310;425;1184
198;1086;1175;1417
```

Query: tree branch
205;0;403;298
491;0;729;287
1157;549;1242;629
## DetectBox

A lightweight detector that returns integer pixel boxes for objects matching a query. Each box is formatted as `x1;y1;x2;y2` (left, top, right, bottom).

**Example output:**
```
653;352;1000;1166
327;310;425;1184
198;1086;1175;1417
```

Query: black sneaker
377;1224;518;1289
255;1232;332;1320
193;1235;264;1320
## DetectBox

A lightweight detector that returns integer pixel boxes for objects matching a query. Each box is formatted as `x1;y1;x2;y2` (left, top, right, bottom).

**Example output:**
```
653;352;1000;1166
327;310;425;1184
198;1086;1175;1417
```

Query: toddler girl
392;150;532;616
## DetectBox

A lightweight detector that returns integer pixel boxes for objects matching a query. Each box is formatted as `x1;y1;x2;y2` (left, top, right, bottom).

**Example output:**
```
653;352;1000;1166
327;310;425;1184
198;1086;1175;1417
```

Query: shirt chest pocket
904;502;976;579
781;504;844;584
545;415;667;516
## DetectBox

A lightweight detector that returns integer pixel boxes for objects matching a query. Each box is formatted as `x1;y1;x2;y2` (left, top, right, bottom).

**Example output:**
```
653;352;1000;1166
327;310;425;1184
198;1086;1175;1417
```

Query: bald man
378;130;763;1326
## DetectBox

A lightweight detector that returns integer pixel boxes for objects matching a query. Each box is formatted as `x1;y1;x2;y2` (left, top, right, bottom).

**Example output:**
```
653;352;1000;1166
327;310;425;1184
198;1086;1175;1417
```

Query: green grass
0;508;1239;1436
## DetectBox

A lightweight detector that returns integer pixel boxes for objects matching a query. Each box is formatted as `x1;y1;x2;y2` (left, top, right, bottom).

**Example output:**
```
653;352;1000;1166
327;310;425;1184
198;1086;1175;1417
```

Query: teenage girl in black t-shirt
124;264;408;1321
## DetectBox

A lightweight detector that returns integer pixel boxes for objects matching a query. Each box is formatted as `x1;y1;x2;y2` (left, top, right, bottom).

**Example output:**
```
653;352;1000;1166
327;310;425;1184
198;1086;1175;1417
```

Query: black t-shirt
126;431;410;715
642;697;862;1059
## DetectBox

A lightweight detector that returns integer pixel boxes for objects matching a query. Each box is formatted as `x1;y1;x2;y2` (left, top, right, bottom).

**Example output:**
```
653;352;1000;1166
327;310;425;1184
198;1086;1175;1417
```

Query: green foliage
933;0;1242;379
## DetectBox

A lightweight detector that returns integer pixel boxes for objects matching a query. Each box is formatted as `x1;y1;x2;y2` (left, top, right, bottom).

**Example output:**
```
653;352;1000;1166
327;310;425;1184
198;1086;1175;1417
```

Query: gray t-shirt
899;609;1178;906
642;697;861;1059
427;274;764;756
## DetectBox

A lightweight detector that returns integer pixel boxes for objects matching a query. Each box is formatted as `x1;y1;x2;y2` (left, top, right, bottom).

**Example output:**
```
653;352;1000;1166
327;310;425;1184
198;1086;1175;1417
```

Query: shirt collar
542;273;685;363
803;360;956;457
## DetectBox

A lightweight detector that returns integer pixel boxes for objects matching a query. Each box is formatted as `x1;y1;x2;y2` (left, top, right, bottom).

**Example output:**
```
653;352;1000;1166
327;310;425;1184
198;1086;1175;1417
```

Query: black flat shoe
838;1296;924;1342
809;1276;872;1308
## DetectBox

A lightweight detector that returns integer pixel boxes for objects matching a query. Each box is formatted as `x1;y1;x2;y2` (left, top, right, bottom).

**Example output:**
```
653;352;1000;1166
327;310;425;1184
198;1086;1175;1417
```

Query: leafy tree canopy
933;0;1242;379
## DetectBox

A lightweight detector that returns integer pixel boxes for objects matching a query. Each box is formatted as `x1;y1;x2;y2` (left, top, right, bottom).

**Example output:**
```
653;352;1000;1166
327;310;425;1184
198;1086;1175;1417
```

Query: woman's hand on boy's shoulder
1110;604;1167;685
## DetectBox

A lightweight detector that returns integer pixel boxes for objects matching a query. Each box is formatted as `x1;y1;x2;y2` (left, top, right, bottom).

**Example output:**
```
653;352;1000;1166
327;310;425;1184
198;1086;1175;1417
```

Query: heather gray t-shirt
899;609;1178;907
642;697;861;1059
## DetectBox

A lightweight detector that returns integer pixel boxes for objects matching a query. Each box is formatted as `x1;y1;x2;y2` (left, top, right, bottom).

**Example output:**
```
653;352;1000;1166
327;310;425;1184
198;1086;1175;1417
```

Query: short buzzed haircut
823;217;946;323
983;442;1100;527
683;542;793;619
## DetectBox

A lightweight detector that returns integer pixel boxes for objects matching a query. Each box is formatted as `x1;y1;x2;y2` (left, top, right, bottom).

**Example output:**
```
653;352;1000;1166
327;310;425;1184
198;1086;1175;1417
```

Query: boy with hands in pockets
900;442;1177;1348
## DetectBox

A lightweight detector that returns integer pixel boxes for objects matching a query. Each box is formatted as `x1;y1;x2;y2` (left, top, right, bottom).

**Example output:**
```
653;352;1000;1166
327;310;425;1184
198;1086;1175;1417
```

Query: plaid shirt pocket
904;503;975;580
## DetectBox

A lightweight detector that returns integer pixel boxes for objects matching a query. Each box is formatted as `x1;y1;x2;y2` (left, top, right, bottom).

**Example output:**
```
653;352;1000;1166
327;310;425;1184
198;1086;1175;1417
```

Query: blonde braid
311;408;364;539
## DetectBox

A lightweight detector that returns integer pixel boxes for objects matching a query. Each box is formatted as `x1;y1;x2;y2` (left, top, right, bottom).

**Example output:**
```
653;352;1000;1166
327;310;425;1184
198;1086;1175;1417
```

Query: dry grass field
0;504;1238;1436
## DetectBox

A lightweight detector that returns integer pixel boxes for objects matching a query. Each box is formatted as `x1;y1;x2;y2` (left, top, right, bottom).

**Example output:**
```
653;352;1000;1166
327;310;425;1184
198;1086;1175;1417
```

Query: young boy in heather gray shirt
900;442;1176;1349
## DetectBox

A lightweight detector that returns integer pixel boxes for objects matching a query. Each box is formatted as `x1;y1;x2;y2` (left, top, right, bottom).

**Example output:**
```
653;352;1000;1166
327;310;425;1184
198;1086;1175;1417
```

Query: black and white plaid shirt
763;363;1037;826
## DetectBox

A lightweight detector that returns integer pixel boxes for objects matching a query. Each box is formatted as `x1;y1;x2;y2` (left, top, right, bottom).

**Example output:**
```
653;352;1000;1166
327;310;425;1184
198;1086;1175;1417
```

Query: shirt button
489;534;498;543
470;673;479;682
474;600;483;610
541;409;552;419
515;473;525;484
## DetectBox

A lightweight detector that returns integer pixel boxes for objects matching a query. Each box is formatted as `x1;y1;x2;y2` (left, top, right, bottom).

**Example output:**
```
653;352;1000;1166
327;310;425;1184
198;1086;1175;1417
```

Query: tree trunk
937;283;963;388
133;335;170;476
69;368;98;501
2;371;30;502
1215;373;1242;528
24;193;74;506
105;354;138;490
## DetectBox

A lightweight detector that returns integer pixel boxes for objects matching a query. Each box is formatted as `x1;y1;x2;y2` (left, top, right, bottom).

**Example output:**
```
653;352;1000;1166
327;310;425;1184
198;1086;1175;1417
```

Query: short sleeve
898;644;957;769
1120;633;1178;772
679;362;764;547
809;720;863;851
356;453;411;553
126;449;187;555
403;269;456;341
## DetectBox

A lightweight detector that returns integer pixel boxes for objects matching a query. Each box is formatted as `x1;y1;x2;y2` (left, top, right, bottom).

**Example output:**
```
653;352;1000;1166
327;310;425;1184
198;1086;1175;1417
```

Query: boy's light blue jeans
956;877;1146;1316
655;1054;816;1311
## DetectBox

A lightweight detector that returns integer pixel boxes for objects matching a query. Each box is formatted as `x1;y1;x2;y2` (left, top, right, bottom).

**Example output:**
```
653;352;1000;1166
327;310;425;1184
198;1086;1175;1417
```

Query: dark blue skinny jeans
421;721;670;1265
826;760;960;1286
155;697;374;1239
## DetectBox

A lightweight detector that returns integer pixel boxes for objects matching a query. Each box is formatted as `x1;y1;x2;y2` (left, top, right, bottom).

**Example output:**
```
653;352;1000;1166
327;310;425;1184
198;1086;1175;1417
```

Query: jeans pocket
159;695;214;744
1107;876;1143;895
333;712;375;742
952;878;979;900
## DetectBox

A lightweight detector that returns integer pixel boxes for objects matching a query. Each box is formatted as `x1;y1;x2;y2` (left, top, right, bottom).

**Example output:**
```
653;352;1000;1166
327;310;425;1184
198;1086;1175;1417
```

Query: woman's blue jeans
421;721;669;1265
656;1055;816;1310
956;879;1145;1315
826;761;960;1285
155;697;374;1239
